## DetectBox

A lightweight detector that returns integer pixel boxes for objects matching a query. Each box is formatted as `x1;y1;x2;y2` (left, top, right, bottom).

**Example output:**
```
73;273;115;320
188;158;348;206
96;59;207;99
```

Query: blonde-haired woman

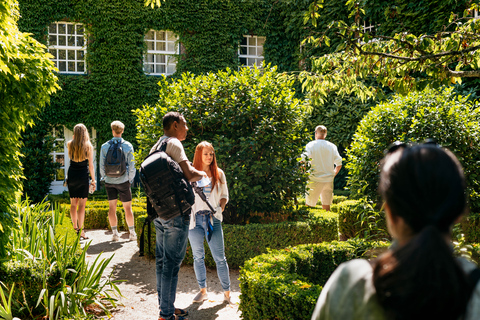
189;141;231;304
67;123;95;239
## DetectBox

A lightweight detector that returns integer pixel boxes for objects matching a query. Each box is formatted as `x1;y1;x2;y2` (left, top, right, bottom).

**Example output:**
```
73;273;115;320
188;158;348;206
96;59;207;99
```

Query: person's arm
334;165;342;176
127;145;136;184
88;144;96;188
178;160;206;182
99;144;106;179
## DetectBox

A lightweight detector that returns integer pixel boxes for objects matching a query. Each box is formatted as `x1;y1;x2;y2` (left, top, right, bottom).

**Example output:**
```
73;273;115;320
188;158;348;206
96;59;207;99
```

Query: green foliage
239;240;390;319
0;200;121;318
0;0;58;253
346;87;480;212
334;198;388;240
21;123;60;203
301;0;480;101
135;66;310;222
460;212;480;243
137;208;338;268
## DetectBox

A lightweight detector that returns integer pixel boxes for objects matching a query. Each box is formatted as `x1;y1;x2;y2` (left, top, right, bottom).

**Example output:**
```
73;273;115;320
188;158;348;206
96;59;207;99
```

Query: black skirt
67;159;89;198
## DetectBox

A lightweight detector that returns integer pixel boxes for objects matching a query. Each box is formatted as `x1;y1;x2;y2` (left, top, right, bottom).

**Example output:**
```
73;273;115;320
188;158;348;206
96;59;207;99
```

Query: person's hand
198;171;207;178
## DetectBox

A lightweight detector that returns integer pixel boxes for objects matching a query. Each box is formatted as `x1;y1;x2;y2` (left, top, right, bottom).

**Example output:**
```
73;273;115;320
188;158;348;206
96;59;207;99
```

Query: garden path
83;229;242;320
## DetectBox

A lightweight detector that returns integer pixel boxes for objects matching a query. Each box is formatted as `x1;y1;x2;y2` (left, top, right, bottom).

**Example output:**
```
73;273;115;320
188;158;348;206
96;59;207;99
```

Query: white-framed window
475;9;479;19
48;22;86;74
144;30;178;75
239;35;265;68
51;126;66;183
363;21;377;34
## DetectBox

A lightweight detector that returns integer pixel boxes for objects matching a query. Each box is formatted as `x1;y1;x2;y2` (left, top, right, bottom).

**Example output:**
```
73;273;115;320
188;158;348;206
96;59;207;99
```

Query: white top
150;136;188;164
311;258;480;320
303;139;342;182
189;168;229;229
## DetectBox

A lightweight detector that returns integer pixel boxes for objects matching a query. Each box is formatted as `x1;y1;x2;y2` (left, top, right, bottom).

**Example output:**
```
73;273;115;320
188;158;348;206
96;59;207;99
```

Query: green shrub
239;240;390;320
134;66;310;224
136;209;338;268
336;198;389;241
346;87;480;211
460;213;480;243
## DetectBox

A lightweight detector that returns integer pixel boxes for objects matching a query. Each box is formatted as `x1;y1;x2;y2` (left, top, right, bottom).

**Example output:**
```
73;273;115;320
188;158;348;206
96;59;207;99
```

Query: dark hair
163;112;183;131
373;144;471;319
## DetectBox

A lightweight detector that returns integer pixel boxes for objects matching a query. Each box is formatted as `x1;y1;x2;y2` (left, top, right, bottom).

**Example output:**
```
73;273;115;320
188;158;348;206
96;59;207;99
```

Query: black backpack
104;139;127;177
138;137;195;256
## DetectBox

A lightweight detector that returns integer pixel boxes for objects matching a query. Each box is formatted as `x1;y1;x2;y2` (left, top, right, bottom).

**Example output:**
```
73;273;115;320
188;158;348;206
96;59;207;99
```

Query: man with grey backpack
100;120;137;241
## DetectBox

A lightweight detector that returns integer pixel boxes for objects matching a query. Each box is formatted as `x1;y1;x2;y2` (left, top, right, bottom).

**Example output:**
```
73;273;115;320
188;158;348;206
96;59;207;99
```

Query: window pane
241;37;247;46
240;46;247;55
77;50;84;60
146;30;154;40
166;31;175;40
248;47;256;55
155;64;165;74
167;64;176;74
257;37;265;46
58;35;66;46
147;41;154;50
167;42;175;52
56;154;65;166
68;61;75;72
144;64;153;73
58;50;66;60
49;49;57;59
77;36;84;47
58;23;66;34
156;54;165;63
167;55;176;64
67;24;75;35
240;57;247;65
49;35;57;46
76;25;84;35
49;24;57;34
256;58;263;66
56;168;65;181
68;35;75;46
68;50;75;60
59;61;66;71
146;54;154;63
257;47;263;56
77;62;85;72
156;42;166;51
156;31;165;40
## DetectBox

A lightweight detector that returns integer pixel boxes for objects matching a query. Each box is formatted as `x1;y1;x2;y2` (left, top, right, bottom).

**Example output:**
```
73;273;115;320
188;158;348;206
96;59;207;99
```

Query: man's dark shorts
105;181;132;202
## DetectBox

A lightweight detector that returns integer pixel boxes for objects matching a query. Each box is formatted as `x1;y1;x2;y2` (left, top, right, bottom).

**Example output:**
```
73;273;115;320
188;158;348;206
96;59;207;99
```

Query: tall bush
346;87;480;211
0;0;58;257
135;66;310;223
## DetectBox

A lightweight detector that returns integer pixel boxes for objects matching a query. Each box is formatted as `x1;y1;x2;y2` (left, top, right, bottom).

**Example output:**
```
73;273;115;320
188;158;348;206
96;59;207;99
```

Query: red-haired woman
188;141;231;304
66;123;95;240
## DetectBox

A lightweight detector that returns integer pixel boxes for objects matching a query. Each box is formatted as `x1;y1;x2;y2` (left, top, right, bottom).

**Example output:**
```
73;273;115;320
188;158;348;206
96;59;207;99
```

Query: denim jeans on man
188;211;230;291
155;212;190;318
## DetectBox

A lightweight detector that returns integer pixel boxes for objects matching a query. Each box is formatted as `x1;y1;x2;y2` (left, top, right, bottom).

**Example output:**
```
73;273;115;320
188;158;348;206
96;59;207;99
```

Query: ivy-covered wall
16;0;474;199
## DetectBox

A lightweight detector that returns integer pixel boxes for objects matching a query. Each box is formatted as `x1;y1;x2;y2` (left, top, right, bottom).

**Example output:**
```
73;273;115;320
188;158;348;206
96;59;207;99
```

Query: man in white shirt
150;112;206;320
303;125;342;211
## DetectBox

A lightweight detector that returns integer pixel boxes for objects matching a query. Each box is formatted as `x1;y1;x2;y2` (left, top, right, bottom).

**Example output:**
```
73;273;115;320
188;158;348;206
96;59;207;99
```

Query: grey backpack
104;139;127;177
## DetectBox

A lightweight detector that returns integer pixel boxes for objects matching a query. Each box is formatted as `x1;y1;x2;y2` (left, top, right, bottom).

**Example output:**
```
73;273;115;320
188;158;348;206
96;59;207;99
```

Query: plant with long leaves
3;199;122;318
0;282;15;320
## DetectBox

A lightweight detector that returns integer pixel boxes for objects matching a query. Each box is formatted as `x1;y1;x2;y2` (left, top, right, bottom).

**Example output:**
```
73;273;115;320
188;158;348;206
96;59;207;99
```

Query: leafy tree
301;0;480;101
135;66;310;223
0;0;58;257
346;87;480;212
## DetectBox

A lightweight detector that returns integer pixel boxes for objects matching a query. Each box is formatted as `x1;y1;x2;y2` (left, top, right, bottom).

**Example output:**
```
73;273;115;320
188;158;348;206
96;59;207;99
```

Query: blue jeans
154;213;190;318
188;211;230;291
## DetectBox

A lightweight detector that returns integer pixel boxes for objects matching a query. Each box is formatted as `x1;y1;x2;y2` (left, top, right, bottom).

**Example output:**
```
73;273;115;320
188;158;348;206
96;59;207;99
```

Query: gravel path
83;229;242;320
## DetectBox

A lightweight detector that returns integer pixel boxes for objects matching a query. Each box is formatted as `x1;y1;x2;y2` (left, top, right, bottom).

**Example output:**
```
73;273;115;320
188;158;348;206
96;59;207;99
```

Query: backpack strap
139;198;155;257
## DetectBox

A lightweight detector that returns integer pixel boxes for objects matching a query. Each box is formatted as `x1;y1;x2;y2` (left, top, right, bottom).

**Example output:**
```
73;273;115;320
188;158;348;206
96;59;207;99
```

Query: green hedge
136;210;338;268
461;213;480;243
239;240;390;319
333;199;388;241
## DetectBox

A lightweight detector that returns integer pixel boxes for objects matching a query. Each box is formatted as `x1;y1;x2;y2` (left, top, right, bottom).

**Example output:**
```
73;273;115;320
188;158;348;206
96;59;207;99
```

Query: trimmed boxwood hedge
136;210;338;268
333;198;389;241
239;240;390;319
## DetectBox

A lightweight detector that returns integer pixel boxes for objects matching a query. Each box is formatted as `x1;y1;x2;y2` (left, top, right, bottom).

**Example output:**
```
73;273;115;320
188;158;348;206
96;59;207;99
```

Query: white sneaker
112;232;119;241
129;232;137;241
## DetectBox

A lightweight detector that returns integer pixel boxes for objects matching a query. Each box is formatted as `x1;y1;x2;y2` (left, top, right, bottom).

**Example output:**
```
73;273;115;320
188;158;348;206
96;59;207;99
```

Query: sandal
80;233;89;240
175;308;188;317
